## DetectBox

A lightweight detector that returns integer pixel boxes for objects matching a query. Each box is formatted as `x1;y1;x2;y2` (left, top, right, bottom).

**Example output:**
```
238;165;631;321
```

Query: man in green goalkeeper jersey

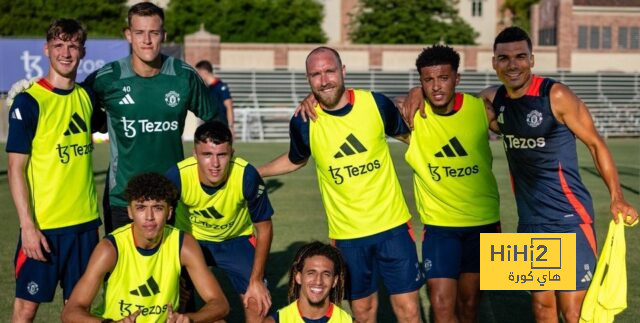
83;2;220;233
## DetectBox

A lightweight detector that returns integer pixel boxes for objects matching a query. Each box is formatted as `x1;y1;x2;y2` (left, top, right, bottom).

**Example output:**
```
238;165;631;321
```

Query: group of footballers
5;1;639;323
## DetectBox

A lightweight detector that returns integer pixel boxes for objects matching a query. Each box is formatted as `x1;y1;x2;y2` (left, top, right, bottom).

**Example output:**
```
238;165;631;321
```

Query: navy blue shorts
334;223;424;300
199;235;257;294
422;222;501;279
518;223;597;291
14;227;99;302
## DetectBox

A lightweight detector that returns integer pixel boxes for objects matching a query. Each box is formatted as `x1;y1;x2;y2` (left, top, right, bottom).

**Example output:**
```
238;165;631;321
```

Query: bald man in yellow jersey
62;173;229;323
259;47;423;323
405;45;501;323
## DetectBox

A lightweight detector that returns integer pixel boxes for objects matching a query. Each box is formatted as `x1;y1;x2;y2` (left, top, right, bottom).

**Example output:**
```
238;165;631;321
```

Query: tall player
84;2;220;233
165;121;273;322
265;241;352;323
62;173;229;323
405;45;501;323
259;47;423;323
6;19;102;322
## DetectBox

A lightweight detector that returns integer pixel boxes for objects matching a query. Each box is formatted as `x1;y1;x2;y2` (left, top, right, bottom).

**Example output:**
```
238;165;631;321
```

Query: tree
165;0;327;43
0;0;127;37
348;0;477;45
502;0;540;33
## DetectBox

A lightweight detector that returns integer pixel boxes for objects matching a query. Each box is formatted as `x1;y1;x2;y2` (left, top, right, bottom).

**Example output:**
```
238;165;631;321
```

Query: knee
351;298;377;322
560;306;581;323
394;298;420;319
456;295;479;314
532;298;557;320
13;300;38;322
429;292;455;315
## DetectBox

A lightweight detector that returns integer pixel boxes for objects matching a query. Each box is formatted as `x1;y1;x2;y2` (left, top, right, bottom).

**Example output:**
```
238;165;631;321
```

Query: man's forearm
61;306;102;323
250;221;273;282
8;153;35;228
187;301;229;323
258;153;306;178
225;99;234;127
590;141;624;200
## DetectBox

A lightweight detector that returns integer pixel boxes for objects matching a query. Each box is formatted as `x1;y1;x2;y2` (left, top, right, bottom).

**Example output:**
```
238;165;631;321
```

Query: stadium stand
0;73;638;142
216;71;640;141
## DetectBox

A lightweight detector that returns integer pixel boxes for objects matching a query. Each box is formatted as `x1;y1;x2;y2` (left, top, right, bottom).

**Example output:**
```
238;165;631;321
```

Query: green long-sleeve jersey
85;55;219;207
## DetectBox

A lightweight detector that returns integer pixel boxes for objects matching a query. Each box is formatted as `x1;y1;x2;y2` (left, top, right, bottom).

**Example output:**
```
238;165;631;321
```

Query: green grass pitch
0;139;638;322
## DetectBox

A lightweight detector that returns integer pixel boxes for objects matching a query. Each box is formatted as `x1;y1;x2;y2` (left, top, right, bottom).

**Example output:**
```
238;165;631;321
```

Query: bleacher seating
217;71;640;141
0;72;638;142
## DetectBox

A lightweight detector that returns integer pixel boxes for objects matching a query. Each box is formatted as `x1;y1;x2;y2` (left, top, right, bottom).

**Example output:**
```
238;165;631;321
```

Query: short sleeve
288;115;311;164
187;66;220;122
372;92;410;137
242;164;274;223
164;165;182;196
6;92;39;154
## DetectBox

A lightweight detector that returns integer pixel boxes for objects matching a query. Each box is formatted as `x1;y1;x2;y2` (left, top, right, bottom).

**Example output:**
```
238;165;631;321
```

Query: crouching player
265;241;352;322
61;173;229;322
165;121;274;322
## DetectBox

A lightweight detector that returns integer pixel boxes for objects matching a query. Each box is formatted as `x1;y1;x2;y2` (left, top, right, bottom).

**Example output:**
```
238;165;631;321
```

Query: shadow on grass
265;179;284;194
478;290;535;323
580;166;638;195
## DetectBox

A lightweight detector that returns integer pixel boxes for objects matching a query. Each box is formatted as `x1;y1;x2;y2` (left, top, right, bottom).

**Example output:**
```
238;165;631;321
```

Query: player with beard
265;242;351;323
259;47;423;323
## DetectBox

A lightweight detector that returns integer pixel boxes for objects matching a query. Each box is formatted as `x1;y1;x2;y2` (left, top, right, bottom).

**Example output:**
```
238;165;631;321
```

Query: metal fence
1;72;639;142
217;71;640;140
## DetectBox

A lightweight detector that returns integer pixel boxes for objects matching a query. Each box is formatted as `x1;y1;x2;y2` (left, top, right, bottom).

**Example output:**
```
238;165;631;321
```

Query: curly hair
287;241;346;304
415;44;460;74
124;173;178;205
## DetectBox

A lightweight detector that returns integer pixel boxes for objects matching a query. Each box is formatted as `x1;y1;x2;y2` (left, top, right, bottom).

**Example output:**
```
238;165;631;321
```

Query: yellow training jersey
25;80;99;230
405;93;499;226
175;156;253;242
309;89;410;239
580;220;627;323
277;301;352;323
97;224;181;322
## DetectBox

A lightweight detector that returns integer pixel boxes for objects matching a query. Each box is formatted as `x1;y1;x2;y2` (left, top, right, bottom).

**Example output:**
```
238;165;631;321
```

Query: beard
313;84;346;109
307;296;330;308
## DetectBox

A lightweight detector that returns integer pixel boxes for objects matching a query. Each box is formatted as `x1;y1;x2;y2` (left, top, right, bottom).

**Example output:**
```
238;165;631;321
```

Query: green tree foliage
502;0;540;33
349;0;477;45
165;0;327;43
0;0;127;38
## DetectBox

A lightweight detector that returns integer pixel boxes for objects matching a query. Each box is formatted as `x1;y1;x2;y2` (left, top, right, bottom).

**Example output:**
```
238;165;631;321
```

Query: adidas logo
497;106;505;124
434;137;468;158
580;270;593;283
130;276;160;297
257;184;265;197
63;113;88;136
119;93;135;105
334;134;367;158
194;206;224;219
580;264;593;283
10;108;23;120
